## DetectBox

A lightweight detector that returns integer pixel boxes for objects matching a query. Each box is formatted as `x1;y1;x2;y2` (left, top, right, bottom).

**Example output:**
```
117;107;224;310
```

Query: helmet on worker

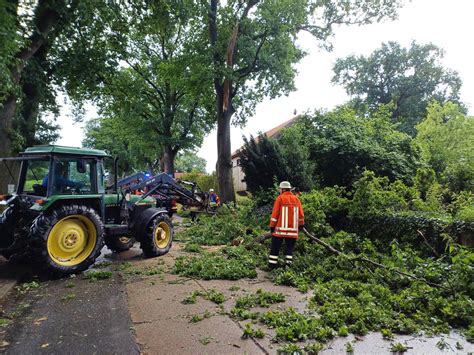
279;181;292;192
209;188;214;193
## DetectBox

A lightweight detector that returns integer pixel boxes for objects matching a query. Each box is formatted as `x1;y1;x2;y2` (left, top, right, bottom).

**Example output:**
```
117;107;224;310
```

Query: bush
457;206;474;223
300;186;348;235
349;171;410;219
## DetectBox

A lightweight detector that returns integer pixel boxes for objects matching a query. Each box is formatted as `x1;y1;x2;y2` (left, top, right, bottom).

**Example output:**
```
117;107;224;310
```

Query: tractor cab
17;145;107;199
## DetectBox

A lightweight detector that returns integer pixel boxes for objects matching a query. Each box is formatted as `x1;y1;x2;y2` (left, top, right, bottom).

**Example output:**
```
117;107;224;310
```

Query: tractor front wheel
140;214;173;257
30;205;104;277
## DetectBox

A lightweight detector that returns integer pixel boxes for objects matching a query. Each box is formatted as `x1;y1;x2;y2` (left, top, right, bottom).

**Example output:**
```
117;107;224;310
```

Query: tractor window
51;158;96;195
23;159;50;196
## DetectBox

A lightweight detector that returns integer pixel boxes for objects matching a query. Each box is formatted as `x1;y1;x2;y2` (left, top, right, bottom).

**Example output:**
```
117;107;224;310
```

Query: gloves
270;227;275;234
298;225;305;231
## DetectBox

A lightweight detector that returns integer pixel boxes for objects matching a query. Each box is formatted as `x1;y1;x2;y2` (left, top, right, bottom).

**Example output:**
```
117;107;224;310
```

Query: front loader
0;145;173;277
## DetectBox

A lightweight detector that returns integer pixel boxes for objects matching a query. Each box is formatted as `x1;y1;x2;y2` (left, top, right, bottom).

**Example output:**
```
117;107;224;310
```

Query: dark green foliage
230;307;260;321
176;203;266;245
333;41;465;136
235;289;285;309
465;325;474;342
239;134;291;193
304;106;422;187
182;243;203;253
175;151;207;174
277;343;304;355
173;249;258;280
299;171;474;252
84;270;112;281
304;342;324;354
415;102;474;193
182;289;225;305
390;342;408;353
240;106;422;193
238;124;315;193
241;323;265;339
173;184;473;344
277;125;315;192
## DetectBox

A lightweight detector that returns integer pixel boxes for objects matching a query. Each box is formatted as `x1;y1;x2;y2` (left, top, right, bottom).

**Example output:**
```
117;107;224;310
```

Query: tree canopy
207;0;404;202
175;151;207;174
240;105;423;193
73;1;215;175
415;102;474;192
333;41;464;135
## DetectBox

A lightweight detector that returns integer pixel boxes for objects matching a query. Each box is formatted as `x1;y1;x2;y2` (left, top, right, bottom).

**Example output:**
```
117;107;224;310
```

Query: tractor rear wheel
140;214;173;257
30;205;104;277
105;235;134;252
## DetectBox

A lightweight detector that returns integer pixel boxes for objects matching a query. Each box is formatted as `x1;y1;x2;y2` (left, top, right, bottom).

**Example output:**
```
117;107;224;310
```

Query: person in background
268;181;305;269
208;188;220;209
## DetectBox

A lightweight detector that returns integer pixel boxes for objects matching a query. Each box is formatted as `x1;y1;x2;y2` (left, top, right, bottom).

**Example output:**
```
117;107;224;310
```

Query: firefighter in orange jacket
268;181;304;269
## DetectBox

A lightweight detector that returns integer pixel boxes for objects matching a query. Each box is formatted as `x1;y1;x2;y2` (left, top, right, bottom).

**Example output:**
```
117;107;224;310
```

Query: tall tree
83;115;162;177
59;1;214;175
206;0;404;203
332;41;464;136
0;0;80;191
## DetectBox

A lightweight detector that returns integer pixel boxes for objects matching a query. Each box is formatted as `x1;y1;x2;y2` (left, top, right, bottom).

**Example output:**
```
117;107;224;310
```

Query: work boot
268;254;278;270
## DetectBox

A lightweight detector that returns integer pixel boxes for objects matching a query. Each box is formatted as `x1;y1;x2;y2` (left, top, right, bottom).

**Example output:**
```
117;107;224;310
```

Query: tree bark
208;0;237;203
0;95;18;193
162;146;176;176
216;108;236;202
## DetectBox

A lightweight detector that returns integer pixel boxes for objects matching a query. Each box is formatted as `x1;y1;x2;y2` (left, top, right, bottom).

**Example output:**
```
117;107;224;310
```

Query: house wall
231;157;247;192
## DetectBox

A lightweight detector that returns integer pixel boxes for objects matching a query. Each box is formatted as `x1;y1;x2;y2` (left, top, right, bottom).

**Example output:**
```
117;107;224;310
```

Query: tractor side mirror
76;159;86;174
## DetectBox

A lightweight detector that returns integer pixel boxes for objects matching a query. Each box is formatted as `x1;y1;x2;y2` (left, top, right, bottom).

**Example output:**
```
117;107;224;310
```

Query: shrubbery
174;168;473;345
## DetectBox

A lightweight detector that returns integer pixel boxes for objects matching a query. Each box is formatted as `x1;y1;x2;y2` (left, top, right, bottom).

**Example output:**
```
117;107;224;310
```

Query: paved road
0;263;138;354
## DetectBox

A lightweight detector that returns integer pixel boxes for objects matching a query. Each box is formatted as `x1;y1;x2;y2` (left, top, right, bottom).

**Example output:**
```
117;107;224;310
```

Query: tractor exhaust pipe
114;157;119;192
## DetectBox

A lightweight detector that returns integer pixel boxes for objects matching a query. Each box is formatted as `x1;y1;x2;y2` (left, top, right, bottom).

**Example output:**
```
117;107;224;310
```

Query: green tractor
0;145;173;276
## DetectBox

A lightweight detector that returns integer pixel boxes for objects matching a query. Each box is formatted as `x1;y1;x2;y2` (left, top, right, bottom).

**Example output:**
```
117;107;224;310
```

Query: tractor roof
22;145;109;157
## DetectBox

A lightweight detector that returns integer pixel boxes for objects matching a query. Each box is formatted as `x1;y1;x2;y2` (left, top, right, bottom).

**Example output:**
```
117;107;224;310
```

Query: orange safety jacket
269;191;304;238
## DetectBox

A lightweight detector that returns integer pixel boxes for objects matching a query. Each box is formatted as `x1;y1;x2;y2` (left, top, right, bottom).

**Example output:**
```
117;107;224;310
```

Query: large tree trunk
208;0;236;203
0;95;18;193
216;109;236;203
162;146;176;177
20;80;41;147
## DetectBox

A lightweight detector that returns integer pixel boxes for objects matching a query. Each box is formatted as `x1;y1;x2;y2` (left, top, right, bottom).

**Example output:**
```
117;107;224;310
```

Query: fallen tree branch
302;228;448;290
417;229;440;258
244;228;448;290
245;232;272;250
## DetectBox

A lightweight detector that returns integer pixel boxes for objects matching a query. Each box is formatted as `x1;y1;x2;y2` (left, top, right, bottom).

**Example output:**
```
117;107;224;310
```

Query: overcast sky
57;0;474;173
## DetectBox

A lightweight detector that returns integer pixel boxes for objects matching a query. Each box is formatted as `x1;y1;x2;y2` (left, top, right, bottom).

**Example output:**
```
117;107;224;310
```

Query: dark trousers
269;236;296;267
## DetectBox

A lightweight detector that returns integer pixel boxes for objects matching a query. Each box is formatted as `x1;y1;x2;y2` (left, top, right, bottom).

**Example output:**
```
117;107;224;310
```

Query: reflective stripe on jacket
269;191;304;238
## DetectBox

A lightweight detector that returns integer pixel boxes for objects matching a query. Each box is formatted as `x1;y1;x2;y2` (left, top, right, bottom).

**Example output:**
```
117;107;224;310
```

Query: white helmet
279;181;291;189
209;188;214;192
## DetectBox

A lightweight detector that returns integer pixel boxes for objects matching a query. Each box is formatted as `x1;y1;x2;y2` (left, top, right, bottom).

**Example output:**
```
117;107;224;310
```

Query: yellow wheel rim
154;221;171;249
47;215;97;266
